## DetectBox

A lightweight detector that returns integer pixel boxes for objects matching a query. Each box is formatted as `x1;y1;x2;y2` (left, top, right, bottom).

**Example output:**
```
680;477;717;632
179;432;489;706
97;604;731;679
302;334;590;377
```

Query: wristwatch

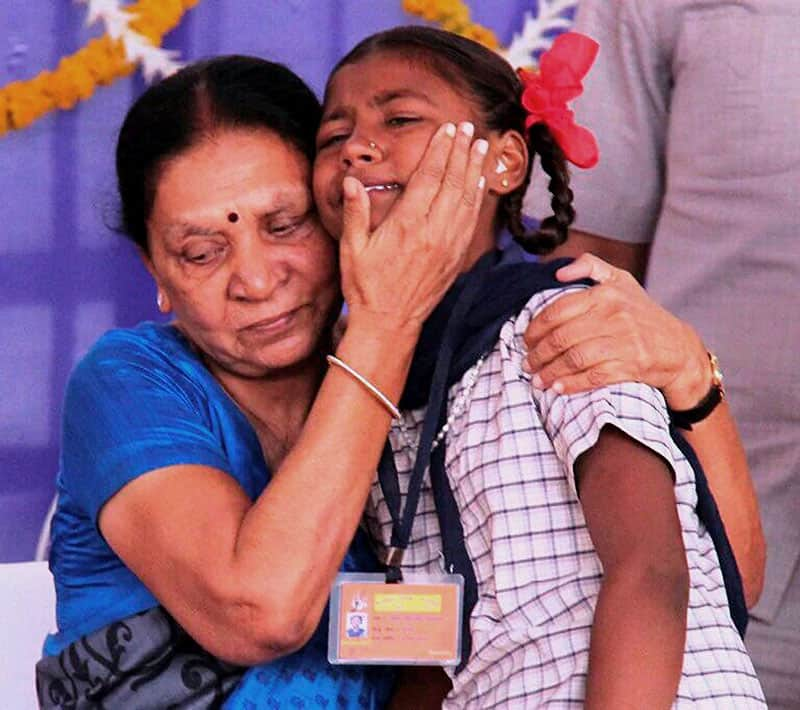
667;352;725;430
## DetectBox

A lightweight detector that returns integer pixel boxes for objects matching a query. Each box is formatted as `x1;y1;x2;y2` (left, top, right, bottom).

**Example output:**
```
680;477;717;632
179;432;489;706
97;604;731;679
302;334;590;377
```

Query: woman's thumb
340;176;370;251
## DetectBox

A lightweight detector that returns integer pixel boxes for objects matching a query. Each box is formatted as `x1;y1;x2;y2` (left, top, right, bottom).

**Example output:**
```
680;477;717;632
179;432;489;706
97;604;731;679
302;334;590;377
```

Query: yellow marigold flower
402;0;428;14
50;57;96;107
48;65;82;110
129;18;161;45
462;23;499;50
80;38;116;83
29;73;58;113
128;0;164;43
65;57;98;101
438;0;469;21
140;0;183;36
0;0;196;137
101;38;135;80
0;93;9;134
6;79;47;129
442;14;470;33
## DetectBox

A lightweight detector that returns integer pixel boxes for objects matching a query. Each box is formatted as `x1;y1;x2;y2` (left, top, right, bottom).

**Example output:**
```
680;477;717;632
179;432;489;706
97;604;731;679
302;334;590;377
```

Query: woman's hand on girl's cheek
524;253;709;407
339;121;489;335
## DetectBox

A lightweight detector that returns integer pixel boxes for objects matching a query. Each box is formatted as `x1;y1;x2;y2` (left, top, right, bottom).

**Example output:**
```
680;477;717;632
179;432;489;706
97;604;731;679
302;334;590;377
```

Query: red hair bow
518;32;600;169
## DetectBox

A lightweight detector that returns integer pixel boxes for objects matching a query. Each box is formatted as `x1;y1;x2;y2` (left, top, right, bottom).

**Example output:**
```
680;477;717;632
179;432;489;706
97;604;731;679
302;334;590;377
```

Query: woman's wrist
661;324;712;411
334;309;420;406
345;306;423;345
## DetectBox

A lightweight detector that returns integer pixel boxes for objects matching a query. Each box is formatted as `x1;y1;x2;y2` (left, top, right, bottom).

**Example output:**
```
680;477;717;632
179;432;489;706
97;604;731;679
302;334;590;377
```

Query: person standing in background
527;2;800;706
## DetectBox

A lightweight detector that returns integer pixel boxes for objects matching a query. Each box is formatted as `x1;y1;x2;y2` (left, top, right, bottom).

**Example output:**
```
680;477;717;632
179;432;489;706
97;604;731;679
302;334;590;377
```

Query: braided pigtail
508;123;575;255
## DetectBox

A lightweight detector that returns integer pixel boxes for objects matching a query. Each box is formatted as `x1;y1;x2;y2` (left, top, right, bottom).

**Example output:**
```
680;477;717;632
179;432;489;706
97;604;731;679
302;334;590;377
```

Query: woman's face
313;52;486;239
145;128;340;378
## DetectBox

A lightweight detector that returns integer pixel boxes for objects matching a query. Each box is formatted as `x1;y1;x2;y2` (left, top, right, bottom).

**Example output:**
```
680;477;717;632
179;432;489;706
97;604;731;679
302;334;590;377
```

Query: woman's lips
241;308;300;338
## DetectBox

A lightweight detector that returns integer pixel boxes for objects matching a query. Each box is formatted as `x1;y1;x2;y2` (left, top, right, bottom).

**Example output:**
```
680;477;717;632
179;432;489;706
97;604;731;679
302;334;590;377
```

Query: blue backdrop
0;1;572;561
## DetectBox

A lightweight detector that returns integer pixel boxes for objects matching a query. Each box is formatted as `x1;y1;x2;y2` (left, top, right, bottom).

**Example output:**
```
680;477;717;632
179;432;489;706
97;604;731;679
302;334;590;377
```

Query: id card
328;572;463;666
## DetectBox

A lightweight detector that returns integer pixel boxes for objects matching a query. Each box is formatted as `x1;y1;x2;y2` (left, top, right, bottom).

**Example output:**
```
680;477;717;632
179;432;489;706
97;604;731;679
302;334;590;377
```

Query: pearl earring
157;292;164;310
501;177;510;188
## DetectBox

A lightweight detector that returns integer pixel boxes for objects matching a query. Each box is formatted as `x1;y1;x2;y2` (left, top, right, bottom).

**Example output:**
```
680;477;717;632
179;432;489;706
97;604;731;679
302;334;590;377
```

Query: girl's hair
115;55;322;253
328;26;575;255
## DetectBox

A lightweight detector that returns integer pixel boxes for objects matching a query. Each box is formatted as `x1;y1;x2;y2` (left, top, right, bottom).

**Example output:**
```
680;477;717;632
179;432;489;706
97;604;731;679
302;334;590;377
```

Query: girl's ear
488;130;528;195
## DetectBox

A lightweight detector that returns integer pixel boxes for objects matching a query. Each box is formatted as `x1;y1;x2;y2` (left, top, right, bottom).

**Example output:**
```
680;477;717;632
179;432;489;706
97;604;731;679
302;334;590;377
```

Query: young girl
312;26;766;708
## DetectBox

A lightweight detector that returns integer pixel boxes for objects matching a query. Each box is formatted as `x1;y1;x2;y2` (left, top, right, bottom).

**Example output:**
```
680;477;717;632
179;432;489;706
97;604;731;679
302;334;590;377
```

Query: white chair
0;561;56;709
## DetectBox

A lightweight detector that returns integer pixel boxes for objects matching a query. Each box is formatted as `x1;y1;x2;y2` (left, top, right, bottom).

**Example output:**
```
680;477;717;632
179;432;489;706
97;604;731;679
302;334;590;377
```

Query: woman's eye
183;246;223;264
271;223;295;236
269;215;313;239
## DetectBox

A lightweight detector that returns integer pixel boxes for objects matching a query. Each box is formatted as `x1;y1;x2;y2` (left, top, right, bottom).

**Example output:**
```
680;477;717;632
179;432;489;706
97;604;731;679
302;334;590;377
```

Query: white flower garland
501;0;578;69
77;0;184;82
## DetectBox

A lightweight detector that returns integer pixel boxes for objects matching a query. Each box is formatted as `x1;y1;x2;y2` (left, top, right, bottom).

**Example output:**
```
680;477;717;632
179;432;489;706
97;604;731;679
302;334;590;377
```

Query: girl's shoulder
503;283;590;343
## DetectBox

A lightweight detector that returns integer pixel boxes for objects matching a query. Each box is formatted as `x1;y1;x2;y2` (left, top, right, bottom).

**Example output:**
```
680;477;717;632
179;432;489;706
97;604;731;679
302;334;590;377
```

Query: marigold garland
402;0;499;50
0;0;199;137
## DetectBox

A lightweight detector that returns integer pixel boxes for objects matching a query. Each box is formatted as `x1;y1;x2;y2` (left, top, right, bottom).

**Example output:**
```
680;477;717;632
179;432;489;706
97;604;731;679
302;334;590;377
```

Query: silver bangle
326;355;401;420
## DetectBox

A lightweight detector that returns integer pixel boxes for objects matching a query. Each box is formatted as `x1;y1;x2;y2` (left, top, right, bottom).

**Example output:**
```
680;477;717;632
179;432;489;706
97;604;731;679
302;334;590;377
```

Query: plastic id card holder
328;572;463;666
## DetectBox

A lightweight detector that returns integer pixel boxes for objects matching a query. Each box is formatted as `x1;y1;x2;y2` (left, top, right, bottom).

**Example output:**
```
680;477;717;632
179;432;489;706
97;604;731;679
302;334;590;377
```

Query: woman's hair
115;55;322;253
328;26;575;255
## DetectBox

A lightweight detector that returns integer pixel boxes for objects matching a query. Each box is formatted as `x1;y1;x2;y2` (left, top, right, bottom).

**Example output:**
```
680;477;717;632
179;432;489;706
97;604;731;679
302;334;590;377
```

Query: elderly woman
38;51;762;709
37;56;488;708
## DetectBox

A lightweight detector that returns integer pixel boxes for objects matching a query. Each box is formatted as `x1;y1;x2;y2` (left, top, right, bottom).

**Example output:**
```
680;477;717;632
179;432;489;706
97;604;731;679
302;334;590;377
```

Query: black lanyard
376;258;491;673
377;256;490;575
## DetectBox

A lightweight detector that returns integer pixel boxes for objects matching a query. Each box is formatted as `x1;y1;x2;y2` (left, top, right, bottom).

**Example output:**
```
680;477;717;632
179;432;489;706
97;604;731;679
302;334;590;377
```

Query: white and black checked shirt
364;287;766;708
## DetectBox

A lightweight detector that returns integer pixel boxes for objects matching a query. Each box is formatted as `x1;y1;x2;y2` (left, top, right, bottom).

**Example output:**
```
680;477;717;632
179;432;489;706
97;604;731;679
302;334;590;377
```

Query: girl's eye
387;116;419;127
318;133;348;150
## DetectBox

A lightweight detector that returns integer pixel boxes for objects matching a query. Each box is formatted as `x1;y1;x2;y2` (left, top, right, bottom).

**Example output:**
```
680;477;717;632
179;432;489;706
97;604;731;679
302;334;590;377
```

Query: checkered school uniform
363;287;765;708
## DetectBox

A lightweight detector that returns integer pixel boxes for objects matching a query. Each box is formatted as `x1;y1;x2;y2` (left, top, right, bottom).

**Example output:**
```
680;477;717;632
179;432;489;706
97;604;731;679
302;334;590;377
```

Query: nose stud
368;141;378;150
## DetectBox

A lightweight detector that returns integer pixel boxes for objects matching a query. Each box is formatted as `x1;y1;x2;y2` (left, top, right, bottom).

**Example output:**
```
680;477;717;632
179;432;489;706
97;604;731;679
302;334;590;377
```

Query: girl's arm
576;425;688;709
525;247;765;607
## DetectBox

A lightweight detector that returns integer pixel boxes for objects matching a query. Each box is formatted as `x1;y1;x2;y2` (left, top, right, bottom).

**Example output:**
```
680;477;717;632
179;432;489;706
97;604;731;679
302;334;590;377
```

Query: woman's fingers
391;122;457;224
529;335;634;392
527;305;612;372
524;258;693;396
555;251;619;284
393;121;488;252
526;255;641;362
433;131;489;258
428;121;475;216
534;362;623;395
524;288;597;354
341;120;488;330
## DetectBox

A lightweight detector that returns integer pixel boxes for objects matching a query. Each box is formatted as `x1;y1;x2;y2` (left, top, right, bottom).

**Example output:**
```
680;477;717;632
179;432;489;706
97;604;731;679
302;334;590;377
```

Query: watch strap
667;352;725;430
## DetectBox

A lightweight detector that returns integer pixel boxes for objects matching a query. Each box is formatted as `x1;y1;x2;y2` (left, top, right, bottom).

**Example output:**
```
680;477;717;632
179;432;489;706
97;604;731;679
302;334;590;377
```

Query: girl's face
313;52;492;245
144;128;340;379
